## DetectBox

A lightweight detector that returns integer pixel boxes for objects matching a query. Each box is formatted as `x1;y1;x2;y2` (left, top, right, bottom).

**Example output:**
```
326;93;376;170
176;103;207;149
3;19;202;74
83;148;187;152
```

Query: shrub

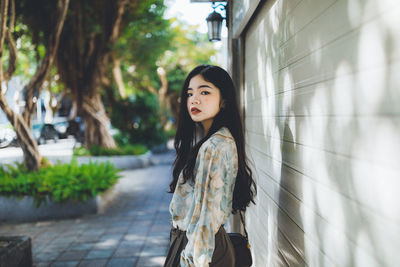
0;159;121;207
110;93;168;148
73;143;148;156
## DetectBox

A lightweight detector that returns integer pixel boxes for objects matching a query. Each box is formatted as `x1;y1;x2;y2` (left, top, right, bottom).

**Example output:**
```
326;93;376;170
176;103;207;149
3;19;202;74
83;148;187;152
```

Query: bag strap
239;211;249;241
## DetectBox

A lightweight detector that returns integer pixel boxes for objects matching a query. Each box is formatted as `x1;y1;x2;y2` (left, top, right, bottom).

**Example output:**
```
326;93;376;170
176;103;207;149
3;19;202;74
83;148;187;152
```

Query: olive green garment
164;225;235;267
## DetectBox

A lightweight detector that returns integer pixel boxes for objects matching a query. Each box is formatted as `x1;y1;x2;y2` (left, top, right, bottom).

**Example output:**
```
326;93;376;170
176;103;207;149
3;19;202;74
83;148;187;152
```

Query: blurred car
52;117;69;139
0;127;16;148
32;121;59;145
66;117;85;144
39;124;59;144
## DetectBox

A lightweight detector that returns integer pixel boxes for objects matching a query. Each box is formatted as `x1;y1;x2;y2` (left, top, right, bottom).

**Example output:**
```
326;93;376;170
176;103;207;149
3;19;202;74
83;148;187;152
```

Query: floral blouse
169;127;239;267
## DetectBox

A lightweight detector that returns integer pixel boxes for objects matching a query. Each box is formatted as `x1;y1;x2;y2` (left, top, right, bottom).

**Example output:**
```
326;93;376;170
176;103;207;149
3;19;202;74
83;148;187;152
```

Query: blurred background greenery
0;0;219;169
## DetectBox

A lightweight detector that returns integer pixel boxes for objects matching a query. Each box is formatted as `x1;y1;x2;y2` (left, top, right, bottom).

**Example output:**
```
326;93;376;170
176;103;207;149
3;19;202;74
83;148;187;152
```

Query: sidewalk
0;152;175;267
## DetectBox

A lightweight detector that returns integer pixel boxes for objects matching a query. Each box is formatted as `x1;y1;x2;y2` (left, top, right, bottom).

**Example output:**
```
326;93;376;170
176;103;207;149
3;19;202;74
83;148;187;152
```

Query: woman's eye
187;93;193;97
201;91;209;95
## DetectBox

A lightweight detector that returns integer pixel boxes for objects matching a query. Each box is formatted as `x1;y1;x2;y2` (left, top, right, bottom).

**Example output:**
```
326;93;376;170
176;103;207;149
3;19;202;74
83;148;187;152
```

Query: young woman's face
186;74;223;132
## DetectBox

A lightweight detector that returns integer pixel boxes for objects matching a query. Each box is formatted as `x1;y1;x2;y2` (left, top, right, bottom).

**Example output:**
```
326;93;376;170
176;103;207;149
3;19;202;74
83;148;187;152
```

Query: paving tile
150;224;170;232
49;238;73;245
99;234;124;241
113;246;142;258
139;246;167;257
50;261;79;267
93;239;119;250
34;251;62;262
68;242;95;251
75;235;100;243
34;262;51;267
104;226;128;235
84;249;114;259
78;259;108;267
143;238;169;248
135;256;166;267
126;226;150;234
106;257;137;267
41;242;71;252
118;240;145;249
57;250;89;261
32;244;48;254
123;233;147;242
83;229;106;235
110;221;131;227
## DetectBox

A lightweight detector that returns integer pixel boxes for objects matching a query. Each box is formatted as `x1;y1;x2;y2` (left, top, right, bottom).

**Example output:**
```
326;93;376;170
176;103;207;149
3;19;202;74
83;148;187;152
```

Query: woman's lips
191;107;201;114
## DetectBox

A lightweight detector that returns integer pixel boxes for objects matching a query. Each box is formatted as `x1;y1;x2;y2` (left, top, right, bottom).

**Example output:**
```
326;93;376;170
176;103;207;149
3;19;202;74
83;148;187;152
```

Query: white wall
241;0;400;266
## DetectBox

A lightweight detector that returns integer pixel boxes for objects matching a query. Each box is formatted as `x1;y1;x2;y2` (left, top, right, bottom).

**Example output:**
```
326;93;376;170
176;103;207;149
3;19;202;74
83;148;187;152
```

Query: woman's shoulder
200;127;236;154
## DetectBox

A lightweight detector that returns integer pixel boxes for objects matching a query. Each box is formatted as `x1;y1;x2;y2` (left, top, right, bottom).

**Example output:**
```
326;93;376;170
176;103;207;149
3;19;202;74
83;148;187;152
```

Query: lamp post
205;2;226;42
206;11;224;42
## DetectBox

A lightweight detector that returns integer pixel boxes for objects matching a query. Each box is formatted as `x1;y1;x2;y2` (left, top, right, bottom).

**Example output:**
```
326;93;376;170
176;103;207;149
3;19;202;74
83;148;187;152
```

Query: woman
164;65;256;267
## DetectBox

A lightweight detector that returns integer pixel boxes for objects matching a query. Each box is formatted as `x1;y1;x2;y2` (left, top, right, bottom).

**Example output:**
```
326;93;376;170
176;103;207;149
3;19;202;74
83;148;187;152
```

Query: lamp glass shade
206;11;223;42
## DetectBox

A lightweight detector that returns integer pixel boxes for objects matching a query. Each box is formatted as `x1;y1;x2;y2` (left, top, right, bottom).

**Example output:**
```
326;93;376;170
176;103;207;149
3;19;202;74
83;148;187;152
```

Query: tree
54;0;134;149
110;0;173;100
0;0;69;171
156;20;217;128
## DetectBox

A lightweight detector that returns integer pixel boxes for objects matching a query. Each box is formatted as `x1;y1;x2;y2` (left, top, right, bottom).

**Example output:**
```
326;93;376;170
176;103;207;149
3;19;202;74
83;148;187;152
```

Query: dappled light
240;0;400;266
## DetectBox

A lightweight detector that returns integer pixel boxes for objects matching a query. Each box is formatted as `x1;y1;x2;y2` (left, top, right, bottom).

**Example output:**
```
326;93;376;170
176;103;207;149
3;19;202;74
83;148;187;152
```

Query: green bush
110;93;168;148
0;159;121;207
73;143;148;156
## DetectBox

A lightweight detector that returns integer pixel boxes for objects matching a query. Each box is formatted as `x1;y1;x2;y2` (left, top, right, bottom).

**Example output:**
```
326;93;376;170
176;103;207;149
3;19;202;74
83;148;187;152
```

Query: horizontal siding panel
256;163;382;267
280;0;337;45
280;0;400;68
245;60;400;117
249;170;338;267
246;130;400;224
276;228;308;267
245;116;400;170
245;0;400;101
247;142;400;266
246;205;277;267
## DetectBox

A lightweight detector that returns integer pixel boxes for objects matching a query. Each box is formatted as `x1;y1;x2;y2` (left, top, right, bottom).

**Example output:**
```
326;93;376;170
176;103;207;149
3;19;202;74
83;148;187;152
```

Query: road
0;138;76;165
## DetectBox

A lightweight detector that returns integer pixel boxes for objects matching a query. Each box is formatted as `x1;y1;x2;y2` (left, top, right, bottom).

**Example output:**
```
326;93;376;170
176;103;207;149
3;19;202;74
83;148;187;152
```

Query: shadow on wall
277;122;305;266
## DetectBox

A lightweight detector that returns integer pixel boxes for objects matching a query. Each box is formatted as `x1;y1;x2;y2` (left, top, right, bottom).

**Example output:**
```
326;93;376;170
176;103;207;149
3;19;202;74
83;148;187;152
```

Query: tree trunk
81;93;116;148
0;0;41;170
155;67;171;129
112;54;126;99
167;91;180;129
0;94;41;170
56;0;127;149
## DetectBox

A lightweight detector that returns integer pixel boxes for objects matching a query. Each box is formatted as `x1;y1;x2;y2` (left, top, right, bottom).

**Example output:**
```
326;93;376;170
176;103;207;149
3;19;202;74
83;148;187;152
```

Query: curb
0;184;120;223
45;150;153;169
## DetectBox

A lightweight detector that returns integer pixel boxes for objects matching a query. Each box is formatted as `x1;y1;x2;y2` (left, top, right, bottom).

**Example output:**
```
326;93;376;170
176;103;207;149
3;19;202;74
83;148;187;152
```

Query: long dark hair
169;65;256;214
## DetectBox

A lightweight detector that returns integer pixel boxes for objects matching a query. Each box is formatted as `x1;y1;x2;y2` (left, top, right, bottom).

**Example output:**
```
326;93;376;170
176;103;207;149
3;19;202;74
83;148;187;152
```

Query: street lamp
206;2;226;42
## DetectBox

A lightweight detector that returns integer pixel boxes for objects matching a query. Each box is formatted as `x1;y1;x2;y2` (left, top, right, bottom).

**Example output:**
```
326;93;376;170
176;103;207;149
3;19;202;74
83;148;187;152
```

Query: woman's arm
180;140;237;267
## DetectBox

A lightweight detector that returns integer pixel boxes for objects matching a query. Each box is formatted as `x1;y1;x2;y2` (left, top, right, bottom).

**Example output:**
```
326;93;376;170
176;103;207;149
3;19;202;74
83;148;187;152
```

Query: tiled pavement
0;152;175;267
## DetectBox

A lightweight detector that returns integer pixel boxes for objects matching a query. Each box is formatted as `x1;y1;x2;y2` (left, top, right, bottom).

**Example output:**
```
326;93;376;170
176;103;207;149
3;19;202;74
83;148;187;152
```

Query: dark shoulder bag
228;211;253;267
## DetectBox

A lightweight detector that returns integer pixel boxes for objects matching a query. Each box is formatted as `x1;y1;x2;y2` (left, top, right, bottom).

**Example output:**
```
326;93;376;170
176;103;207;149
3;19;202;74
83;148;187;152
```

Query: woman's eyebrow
187;84;213;90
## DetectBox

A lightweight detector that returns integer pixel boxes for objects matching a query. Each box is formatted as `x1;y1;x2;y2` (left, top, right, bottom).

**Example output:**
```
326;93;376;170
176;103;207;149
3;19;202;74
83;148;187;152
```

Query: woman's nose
192;97;200;105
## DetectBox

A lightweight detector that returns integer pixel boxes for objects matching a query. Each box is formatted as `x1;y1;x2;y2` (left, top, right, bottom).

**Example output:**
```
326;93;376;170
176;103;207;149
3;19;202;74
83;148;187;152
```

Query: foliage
110;93;168;147
11;1;66;93
164;127;176;139
73;143;148;156
158;20;217;78
115;0;174;93
0;159;121;207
